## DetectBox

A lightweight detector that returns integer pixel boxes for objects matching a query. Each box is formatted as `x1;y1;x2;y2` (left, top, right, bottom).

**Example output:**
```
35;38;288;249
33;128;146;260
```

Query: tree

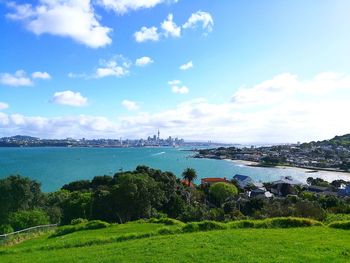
209;182;238;206
182;168;197;186
0;175;43;224
111;173;165;222
8;209;49;231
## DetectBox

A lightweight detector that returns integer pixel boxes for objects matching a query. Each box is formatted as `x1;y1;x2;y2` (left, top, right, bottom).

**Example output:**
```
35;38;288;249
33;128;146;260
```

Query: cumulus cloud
168;80;189;94
97;0;167;14
134;26;159;42
6;0;112;48
121;100;139;111
135;56;154;67
0;70;33;86
179;61;193;71
0;102;9;110
161;13;181;38
2;72;350;143
69;56;130;79
51;90;88;107
183;11;214;33
171;85;189;94
32;71;51;79
168;80;181;85
135;11;213;43
0;70;51;86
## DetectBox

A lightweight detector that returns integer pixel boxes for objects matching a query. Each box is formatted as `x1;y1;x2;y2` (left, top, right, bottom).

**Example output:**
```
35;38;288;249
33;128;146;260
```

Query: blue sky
1;0;350;143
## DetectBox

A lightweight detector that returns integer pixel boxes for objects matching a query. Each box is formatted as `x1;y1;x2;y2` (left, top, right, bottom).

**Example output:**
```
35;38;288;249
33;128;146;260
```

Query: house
338;184;350;197
233;174;253;189
270;176;302;196
201;177;229;186
249;187;273;199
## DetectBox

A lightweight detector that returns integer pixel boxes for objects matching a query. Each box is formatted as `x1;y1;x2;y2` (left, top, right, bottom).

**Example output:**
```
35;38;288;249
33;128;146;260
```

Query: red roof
201;178;228;184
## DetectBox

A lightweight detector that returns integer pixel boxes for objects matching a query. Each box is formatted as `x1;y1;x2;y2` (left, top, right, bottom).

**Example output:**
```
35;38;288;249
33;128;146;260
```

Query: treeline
1;165;350;234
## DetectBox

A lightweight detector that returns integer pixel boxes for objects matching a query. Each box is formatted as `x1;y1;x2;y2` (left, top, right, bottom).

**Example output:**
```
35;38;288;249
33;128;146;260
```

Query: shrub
8;209;49;231
324;214;350;224
182;221;227;232
209;183;238;206
85;220;110;230
0;224;14;235
328;220;350;230
229;220;255;229
71;218;88;225
182;222;200;233
149;217;185;226
228;217;322;229
52;220;109;237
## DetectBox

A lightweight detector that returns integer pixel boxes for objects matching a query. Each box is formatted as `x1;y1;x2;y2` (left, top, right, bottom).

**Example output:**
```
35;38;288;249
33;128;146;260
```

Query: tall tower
157;129;160;140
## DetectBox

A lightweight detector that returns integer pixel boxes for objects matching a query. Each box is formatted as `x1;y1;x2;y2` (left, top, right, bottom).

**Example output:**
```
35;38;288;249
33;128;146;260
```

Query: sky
1;0;350;143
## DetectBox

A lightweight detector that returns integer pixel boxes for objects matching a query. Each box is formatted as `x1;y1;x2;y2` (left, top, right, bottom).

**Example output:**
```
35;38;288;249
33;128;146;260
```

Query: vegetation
1;166;350;235
1;219;350;262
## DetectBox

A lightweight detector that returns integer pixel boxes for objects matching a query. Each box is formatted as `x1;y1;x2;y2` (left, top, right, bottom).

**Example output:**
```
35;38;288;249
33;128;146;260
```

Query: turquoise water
0;147;349;192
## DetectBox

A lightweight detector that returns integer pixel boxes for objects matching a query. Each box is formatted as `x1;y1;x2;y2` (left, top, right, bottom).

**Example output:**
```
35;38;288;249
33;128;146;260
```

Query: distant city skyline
1;1;350;143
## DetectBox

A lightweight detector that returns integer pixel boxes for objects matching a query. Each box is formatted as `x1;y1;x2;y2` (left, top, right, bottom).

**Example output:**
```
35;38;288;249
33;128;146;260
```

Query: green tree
182;168;197;186
8;209;49;231
0;175;43;224
209;182;238;206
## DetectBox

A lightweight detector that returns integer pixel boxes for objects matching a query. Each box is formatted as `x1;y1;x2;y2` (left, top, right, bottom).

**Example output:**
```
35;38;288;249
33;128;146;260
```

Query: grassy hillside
1;220;350;263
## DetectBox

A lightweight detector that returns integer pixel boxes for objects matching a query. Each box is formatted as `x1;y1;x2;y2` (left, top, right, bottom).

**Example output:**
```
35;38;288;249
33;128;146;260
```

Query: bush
149;217;185;226
182;221;227;232
229;220;255;228
85;220;110;230
0;224;14;234
324;214;350;224
52;220;110;237
8;209;49;231
71;218;88;225
157;227;181;235
328;220;350;230
254;217;323;228
209;183;238;206
229;217;322;229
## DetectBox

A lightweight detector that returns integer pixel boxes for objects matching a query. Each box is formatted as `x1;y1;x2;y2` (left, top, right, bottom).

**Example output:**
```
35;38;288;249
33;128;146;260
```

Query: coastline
223;158;350;179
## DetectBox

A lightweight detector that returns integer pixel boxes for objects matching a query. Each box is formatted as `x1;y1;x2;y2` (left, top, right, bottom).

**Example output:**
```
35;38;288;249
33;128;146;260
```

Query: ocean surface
0;147;349;192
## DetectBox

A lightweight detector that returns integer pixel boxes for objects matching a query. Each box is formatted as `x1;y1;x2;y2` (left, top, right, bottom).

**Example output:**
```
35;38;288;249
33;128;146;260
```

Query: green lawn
1;223;349;262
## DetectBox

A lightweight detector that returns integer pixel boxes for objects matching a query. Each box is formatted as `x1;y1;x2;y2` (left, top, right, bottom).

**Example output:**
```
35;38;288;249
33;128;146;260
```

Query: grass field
1;220;349;263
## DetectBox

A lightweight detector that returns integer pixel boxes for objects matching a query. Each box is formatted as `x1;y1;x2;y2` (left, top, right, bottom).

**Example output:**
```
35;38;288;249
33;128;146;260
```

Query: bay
0;147;349;192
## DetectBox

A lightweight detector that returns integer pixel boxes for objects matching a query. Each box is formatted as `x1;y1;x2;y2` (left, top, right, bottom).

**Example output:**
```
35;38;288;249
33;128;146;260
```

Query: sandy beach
224;159;350;182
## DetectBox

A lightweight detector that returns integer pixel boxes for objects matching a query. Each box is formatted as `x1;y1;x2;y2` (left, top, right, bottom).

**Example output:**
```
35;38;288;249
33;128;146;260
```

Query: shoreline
223;158;350;179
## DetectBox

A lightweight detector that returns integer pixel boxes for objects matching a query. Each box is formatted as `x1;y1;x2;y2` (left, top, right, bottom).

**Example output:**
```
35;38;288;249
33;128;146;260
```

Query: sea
0;147;349;192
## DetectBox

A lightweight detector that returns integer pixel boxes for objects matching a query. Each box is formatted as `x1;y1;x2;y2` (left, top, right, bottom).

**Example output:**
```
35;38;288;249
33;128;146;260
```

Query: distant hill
301;133;350;148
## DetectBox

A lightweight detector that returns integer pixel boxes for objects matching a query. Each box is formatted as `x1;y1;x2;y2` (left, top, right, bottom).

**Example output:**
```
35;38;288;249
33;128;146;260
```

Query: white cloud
0;70;33;86
51;90;88;107
7;0;112;48
97;0;165;14
179;61;193;70
121;100;139;111
168;80;181;85
32;71;51;79
135;56;154;67
95;57;130;78
70;56;130;79
2;72;350;144
183;11;214;32
161;13;181;38
171;85;189;94
0;102;9;110
134;26;159;42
